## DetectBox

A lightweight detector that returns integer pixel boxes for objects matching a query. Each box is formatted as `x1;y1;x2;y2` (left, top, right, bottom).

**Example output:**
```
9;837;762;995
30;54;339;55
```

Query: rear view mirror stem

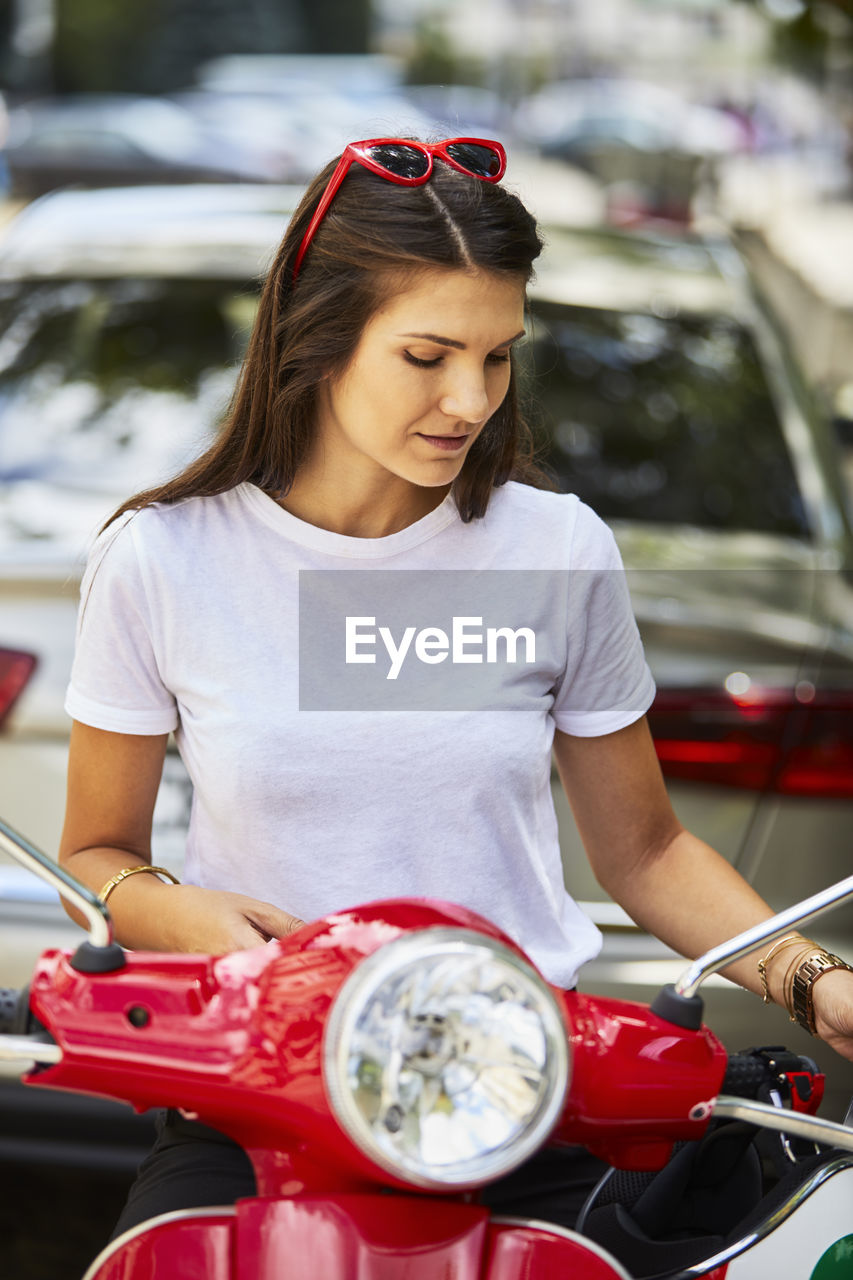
652;874;853;1029
0;816;124;972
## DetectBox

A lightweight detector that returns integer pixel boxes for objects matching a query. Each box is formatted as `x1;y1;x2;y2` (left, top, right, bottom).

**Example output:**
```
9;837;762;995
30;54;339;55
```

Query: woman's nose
439;370;491;426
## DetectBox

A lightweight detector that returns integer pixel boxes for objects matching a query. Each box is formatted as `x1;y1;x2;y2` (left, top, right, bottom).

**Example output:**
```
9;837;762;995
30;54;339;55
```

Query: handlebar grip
722;1046;821;1106
722;1052;773;1097
0;986;41;1036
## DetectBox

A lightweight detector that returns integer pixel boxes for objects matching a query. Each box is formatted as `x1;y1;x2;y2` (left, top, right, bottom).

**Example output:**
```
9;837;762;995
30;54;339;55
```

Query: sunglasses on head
291;136;507;284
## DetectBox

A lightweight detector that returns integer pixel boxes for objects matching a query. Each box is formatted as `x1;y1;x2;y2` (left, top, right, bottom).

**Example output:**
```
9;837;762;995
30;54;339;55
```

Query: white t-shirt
65;480;655;987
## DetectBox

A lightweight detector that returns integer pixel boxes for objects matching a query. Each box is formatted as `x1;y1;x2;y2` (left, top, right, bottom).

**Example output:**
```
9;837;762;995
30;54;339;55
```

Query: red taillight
648;688;853;799
0;647;37;729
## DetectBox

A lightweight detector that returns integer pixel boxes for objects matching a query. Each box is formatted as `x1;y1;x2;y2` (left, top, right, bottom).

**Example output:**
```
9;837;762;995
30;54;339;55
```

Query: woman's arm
553;717;853;1063
59;721;303;953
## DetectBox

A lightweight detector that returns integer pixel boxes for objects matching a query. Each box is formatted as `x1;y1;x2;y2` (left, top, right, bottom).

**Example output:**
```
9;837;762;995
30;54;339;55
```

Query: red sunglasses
291;136;507;284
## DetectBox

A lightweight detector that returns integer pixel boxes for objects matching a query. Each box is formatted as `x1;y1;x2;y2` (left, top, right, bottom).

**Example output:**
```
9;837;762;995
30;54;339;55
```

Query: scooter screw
384;1105;404;1133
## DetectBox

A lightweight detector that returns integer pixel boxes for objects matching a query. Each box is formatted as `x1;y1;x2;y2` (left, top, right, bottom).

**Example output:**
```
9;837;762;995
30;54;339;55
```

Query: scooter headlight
323;928;569;1189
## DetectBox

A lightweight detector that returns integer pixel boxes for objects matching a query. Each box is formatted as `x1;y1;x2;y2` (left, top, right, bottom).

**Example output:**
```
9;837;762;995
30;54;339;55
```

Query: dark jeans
112;1110;608;1239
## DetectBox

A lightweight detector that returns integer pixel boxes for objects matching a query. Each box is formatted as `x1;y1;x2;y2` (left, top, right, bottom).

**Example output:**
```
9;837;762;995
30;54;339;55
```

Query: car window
0;277;254;496
526;301;811;538
19;127;145;157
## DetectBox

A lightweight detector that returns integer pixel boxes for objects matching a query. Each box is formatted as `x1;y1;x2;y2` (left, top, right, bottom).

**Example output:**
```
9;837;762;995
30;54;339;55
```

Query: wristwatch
790;950;853;1035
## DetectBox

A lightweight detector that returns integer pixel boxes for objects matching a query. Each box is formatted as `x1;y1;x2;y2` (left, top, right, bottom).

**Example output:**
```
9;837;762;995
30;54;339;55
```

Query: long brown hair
107;144;548;528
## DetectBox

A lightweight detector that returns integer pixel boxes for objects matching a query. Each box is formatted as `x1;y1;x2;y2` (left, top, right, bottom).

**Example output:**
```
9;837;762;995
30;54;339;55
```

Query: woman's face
312;268;527;492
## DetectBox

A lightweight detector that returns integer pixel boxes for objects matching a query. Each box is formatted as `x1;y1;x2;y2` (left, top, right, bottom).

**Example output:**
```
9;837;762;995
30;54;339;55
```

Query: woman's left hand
812;967;853;1063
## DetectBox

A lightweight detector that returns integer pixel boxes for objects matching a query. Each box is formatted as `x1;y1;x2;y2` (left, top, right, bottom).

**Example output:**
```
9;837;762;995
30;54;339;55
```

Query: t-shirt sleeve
64;518;179;735
551;506;656;736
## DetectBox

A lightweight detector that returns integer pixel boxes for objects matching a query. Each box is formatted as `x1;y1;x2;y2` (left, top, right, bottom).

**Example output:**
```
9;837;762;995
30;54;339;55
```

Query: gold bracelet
790;949;853;1035
757;933;807;1004
781;941;821;1018
98;864;180;904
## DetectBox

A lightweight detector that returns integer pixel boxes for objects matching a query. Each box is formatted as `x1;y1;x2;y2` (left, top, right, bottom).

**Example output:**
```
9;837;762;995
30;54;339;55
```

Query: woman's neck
275;472;451;539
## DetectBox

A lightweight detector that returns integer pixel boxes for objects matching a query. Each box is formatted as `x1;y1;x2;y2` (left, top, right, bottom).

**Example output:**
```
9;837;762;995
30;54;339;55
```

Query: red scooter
1;815;852;1280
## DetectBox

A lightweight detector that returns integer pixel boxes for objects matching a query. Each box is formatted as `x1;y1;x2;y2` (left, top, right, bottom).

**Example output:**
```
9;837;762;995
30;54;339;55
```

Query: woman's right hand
158;884;306;955
59;725;306;954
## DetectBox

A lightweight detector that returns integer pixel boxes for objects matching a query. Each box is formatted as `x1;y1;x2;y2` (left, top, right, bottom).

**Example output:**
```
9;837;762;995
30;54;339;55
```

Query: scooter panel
485;1217;633;1278
81;1207;236;1280
721;1164;853;1280
233;1193;489;1279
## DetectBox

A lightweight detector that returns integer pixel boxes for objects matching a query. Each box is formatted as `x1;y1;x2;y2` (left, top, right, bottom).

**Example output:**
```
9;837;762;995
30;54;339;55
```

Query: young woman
58;138;853;1234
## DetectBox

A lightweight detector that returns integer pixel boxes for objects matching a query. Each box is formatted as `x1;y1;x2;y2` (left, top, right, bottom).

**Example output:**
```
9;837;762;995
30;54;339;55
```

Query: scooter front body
83;1192;636;1280
81;1161;853;1279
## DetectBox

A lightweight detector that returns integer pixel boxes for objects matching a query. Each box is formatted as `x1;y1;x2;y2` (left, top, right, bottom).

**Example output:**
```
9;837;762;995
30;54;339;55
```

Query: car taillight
0;647;37;729
648;687;853;799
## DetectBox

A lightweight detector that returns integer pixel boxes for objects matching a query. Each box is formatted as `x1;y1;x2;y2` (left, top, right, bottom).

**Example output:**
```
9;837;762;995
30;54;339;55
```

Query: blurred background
0;0;850;401
1;3;853;1277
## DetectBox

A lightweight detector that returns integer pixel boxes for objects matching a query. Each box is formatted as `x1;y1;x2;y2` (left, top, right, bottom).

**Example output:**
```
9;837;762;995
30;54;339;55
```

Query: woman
59;138;853;1234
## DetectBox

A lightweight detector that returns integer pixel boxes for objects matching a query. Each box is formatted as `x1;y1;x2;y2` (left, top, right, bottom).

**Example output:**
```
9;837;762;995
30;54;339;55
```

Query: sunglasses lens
445;142;503;178
366;143;430;180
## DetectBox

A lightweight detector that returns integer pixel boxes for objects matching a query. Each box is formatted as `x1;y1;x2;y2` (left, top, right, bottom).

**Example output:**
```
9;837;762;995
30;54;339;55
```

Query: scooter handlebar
0;986;29;1035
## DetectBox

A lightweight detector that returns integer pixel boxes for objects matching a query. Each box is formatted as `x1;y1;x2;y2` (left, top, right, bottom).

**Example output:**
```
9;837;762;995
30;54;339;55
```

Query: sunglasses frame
291;136;508;283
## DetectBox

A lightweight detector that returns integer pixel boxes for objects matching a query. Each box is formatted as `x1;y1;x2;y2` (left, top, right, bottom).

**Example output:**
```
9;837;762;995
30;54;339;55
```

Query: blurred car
4;94;281;198
522;223;853;1118
399;84;513;138
516;79;744;222
170;86;441;185
517;78;743;162
0;645;36;730
0;185;851;1183
0;184;304;1183
0;183;304;876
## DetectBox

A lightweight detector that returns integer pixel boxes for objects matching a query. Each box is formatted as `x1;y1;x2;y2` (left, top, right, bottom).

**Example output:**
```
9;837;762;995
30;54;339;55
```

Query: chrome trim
0;816;114;950
675;874;853;998
765;1087;819;1163
490;1215;633;1278
0;1036;62;1065
80;1205;237;1280
712;1096;853;1154
668;1156;853;1277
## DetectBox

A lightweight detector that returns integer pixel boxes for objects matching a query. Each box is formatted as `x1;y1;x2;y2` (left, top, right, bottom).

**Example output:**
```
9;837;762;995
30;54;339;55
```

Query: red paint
87;1214;234;1278
788;1069;825;1114
485;1222;631;1278
234;1195;488;1280
554;990;727;1169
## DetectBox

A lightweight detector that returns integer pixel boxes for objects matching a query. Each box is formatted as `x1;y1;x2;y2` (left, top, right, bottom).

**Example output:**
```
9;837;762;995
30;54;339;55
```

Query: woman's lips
418;433;469;452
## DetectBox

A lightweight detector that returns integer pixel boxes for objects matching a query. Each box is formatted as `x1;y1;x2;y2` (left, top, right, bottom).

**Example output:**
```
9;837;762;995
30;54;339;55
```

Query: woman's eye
403;350;512;369
404;351;442;369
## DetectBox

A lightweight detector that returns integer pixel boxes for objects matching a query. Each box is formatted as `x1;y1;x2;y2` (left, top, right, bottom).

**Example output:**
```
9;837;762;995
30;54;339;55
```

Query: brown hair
107;144;549;527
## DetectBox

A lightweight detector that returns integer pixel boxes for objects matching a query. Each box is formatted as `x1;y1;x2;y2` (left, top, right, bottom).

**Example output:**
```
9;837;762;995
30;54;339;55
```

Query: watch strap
790;950;853;1035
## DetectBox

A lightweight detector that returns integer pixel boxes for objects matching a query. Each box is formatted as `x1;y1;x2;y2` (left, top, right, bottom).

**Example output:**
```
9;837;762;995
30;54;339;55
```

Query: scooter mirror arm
0;816;124;972
652;874;853;1028
709;1095;853;1154
674;874;853;1000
